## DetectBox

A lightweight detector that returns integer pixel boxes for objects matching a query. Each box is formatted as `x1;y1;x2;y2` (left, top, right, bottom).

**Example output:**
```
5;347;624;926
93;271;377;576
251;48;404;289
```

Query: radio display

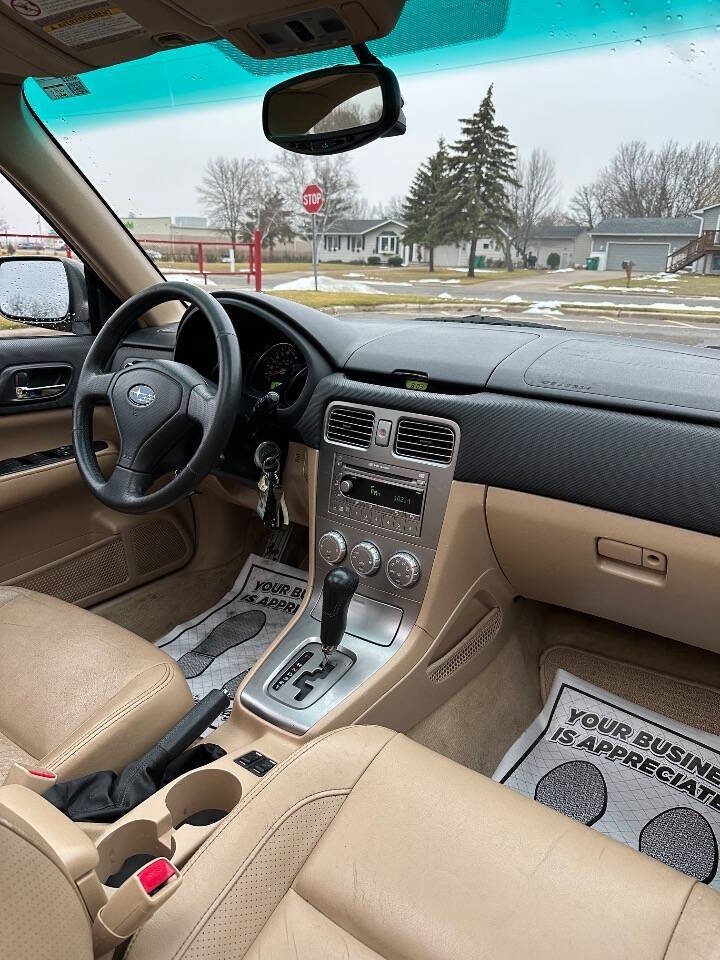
343;476;423;515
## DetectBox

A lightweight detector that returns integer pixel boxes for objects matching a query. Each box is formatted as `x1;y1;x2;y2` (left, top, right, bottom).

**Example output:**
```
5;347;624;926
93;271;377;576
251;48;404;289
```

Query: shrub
546;252;561;269
367;255;381;265
388;255;403;267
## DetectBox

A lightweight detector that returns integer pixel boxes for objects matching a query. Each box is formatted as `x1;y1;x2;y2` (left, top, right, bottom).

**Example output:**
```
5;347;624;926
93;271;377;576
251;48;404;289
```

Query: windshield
14;0;720;348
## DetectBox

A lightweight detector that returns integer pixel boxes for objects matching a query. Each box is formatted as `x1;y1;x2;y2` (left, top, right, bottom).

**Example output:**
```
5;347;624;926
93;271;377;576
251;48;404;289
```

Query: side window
0;173;85;337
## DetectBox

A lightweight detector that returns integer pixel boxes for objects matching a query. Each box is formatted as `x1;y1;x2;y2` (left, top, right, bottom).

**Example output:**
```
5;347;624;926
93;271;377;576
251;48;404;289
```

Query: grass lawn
160;260;536;284
270;291;469;308
575;272;720;297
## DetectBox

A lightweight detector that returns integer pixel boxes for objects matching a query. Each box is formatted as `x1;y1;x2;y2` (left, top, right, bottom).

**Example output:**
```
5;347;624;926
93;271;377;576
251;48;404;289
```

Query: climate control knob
318;531;347;565
350;541;382;577
387;552;422;589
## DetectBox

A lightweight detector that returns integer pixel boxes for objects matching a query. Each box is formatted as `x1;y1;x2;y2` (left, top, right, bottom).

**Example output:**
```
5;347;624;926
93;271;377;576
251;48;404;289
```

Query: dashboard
116;288;720;539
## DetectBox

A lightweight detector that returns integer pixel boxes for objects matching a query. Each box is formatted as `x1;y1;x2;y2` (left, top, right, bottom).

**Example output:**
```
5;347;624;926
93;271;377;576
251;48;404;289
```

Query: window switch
250;756;276;776
235;750;264;769
234;750;276;777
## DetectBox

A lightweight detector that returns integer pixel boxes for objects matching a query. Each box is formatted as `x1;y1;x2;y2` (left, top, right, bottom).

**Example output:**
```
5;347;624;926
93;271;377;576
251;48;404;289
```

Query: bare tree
197;156;255;246
274;153;358;249
568;183;603;229
507;148;559;257
577;139;720;221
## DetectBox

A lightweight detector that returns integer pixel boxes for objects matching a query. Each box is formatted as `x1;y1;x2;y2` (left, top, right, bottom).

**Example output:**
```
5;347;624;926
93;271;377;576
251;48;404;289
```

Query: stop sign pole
302;183;324;292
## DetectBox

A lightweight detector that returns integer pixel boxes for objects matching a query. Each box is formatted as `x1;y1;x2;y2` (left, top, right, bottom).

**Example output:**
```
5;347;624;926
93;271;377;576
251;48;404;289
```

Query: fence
1;230;263;292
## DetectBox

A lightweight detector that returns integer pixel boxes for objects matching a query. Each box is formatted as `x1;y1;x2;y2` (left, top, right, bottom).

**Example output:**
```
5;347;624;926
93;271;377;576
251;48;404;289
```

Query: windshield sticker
2;1;146;48
36;74;89;99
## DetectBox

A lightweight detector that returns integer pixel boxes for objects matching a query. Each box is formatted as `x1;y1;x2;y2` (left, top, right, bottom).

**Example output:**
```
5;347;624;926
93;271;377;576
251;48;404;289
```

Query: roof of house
592;216;700;236
527;224;588;240
325;218;406;235
693;202;720;215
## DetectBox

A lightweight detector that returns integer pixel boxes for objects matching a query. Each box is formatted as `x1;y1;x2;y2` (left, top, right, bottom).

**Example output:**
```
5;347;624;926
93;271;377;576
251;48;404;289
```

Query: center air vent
326;406;375;449
394;418;456;465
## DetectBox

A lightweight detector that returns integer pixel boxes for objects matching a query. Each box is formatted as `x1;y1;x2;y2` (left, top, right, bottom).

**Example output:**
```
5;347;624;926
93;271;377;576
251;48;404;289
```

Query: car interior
2;1;720;958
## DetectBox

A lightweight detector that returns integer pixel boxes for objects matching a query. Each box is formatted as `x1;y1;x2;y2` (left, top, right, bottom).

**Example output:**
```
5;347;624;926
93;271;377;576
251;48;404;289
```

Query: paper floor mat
156;554;307;733
494;669;720;889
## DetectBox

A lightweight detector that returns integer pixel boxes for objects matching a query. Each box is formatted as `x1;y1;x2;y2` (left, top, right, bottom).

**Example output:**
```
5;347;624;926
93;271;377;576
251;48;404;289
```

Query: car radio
328;454;428;538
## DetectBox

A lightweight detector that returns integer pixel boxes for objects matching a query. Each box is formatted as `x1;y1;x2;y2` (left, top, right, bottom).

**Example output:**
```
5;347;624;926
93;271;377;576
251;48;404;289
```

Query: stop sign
302;183;324;215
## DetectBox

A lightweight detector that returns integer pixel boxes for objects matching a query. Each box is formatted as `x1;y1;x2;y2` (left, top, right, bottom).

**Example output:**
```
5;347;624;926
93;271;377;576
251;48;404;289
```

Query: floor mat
494;668;720;889
156;554;307;733
540;645;720;737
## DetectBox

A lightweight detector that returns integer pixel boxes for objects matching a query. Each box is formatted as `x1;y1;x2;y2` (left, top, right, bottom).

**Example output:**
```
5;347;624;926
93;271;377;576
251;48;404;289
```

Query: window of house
0;173;83;337
483;242;490;249
378;233;399;254
349;235;365;252
323;235;341;252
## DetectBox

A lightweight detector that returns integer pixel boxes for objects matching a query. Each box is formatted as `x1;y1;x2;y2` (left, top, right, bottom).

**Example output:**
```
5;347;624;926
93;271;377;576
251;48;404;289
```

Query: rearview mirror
263;62;405;155
0;256;89;333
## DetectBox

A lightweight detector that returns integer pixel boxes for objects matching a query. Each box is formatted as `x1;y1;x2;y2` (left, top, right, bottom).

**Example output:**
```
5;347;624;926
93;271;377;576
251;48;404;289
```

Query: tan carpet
540;645;720;738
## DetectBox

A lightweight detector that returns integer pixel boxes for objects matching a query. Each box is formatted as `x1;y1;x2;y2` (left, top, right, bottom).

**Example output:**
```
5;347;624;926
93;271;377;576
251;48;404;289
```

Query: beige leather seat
4;725;720;959
0;586;192;782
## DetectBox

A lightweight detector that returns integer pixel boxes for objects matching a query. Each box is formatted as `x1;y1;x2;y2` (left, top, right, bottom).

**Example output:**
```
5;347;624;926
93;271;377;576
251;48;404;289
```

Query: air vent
326;406;375;449
394;418;456;465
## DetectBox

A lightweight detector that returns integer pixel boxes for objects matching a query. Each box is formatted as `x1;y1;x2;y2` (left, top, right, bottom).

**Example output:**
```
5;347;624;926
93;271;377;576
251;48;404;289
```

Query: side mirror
0;256;90;334
263;62;405;155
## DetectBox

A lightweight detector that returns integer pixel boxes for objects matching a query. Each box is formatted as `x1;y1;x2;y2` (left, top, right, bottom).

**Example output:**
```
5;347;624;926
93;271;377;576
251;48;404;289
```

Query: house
667;203;720;274
589;216;701;272
431;238;505;269
526;224;591;269
319;218;406;263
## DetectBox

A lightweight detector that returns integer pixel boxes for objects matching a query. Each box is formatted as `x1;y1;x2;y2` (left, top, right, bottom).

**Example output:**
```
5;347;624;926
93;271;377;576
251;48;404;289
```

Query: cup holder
96;819;175;888
165;767;243;829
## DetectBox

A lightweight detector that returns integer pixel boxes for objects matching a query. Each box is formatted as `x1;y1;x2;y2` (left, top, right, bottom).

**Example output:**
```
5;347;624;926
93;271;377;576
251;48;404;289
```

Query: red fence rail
0;229;263;292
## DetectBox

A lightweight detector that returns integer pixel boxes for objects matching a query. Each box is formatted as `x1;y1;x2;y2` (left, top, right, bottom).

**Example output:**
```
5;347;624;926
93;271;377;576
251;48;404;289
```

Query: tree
445;86;519;277
243;160;294;250
507;148;559;259
198;156;255;246
275;153;358;250
402;139;452;271
575;140;720;221
568;183;602;229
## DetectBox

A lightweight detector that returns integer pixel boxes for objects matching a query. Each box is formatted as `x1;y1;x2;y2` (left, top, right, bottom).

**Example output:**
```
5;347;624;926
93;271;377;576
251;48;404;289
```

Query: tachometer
251;342;307;403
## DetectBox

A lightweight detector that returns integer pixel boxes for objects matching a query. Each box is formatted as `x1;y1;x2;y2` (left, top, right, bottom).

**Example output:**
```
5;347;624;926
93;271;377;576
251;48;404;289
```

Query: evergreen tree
402;139;451;272
446;86;519;276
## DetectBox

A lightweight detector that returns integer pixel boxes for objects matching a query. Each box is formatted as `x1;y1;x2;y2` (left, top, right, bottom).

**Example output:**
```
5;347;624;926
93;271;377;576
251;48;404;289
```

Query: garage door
607;242;669;272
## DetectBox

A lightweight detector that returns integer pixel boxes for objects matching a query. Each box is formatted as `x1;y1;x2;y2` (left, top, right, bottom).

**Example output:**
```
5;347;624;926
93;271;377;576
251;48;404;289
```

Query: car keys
254;442;286;530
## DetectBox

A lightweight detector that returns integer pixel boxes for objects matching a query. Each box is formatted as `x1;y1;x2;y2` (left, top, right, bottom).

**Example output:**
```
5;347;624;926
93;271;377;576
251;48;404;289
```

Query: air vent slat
394;418;455;465
326;406;375;449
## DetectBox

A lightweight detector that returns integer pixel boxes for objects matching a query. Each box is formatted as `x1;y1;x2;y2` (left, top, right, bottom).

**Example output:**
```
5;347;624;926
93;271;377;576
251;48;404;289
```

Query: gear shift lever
320;567;359;666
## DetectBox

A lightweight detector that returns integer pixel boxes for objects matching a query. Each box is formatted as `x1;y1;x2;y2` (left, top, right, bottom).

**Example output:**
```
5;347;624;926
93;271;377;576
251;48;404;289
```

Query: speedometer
251;342;307;403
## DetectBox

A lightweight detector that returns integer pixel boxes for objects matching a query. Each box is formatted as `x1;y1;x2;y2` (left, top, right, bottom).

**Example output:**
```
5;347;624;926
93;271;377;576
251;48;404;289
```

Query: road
214;267;720;312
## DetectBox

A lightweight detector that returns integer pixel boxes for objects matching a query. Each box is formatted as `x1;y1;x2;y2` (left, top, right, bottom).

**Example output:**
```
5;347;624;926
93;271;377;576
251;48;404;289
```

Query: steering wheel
73;282;241;515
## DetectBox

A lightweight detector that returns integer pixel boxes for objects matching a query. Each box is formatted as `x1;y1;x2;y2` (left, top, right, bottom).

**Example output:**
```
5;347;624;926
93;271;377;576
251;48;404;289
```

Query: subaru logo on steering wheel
128;384;156;407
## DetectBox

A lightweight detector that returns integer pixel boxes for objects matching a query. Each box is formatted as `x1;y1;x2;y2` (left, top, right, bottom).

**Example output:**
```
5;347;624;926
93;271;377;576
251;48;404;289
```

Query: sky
2;13;719;233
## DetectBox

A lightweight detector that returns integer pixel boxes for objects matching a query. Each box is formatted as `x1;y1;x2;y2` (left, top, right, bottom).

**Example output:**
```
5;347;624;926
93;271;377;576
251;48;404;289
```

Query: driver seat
0;586;193;783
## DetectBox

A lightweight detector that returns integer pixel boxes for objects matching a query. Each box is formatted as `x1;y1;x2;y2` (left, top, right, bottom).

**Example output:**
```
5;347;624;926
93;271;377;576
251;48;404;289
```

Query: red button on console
28;769;56;780
138;858;176;895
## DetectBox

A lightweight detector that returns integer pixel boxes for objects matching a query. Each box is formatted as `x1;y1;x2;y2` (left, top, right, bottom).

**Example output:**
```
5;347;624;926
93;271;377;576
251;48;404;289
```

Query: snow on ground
501;294;526;304
524;301;565;317
572;284;685;293
415;278;462;285
272;275;382;294
551;267;575;273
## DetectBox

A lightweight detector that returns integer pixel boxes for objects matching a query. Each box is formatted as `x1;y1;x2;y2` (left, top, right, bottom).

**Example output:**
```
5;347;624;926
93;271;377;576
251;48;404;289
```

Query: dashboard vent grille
394;418;456;465
326;406;375;448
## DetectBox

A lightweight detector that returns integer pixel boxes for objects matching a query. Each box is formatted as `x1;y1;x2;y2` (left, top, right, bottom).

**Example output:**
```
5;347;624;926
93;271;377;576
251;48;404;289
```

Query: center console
241;400;460;734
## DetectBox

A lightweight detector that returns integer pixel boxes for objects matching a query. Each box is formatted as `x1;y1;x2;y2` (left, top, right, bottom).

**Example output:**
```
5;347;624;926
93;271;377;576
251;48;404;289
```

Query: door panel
0;387;194;606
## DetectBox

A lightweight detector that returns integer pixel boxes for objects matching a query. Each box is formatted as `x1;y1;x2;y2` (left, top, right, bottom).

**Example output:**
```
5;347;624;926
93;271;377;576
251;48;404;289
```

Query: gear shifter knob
320;567;359;662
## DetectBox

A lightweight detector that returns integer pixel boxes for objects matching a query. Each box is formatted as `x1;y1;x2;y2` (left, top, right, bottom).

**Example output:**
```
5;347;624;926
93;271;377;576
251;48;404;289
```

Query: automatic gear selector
320;567;359;665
